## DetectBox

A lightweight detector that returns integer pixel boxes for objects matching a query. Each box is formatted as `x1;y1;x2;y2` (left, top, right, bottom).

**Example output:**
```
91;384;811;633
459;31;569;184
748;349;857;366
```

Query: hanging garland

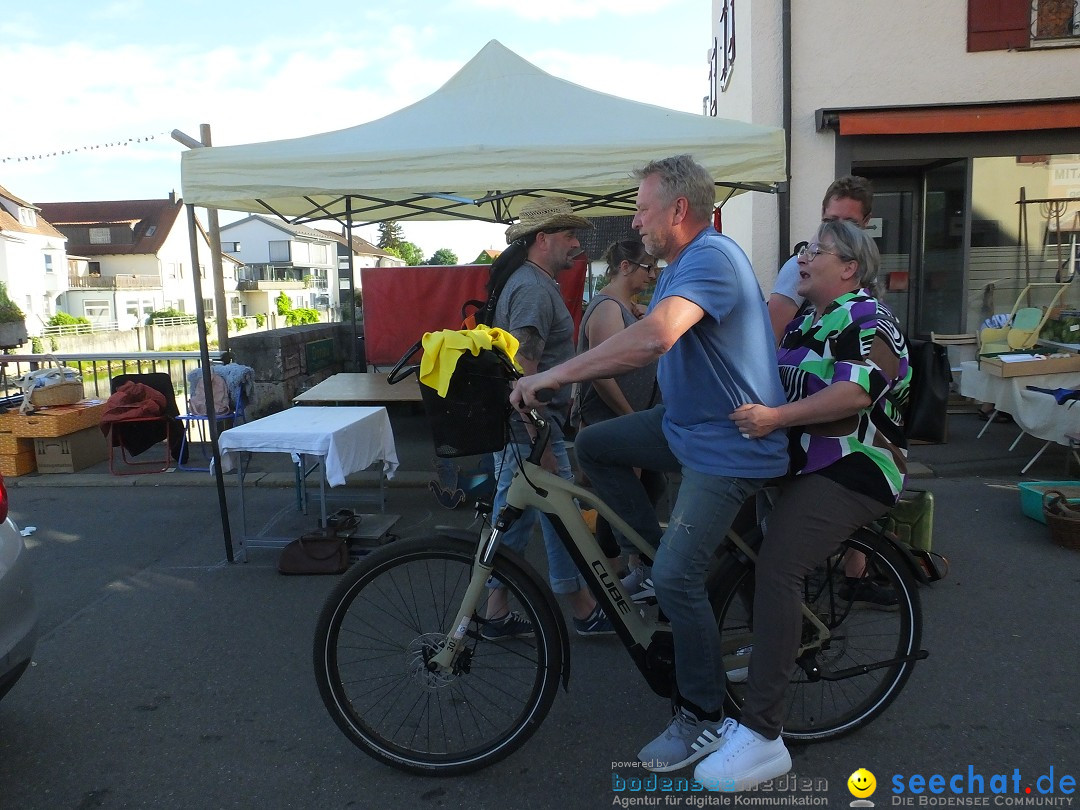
0;132;172;164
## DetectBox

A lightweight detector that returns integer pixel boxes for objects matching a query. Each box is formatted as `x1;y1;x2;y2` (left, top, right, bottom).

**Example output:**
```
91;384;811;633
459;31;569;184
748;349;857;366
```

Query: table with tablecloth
959;360;1080;472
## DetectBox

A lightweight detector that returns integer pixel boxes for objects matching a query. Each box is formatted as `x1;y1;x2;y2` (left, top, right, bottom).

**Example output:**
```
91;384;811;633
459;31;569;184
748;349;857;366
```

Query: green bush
275;292;291;316
148;308;189;323
31;337;44;354
255;313;266;327
48;312;91;327
231;317;247;332
285;308;320;326
0;282;24;323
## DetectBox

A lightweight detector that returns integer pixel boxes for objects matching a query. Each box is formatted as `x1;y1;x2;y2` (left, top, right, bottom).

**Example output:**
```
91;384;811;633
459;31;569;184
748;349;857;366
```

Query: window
89;227;112;244
269;240;291;262
203;298;215;315
968;0;1079;50
17;207;36;227
88;261;101;276
83;300;111;320
44;255;53;274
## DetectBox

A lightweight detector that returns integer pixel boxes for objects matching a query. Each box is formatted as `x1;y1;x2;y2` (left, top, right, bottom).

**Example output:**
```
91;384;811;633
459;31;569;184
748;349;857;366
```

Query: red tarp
360;260;586;367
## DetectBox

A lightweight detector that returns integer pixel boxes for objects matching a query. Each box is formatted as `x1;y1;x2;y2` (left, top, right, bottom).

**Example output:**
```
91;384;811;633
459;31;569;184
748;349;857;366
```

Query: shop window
968;0;1079;51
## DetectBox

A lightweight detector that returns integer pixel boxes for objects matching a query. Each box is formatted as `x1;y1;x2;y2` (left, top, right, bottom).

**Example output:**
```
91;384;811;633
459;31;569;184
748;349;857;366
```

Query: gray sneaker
621;565;655;602
637;707;729;772
480;611;534;641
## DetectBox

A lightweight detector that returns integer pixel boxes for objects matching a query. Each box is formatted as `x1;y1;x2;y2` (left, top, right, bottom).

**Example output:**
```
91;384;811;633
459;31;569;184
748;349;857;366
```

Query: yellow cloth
419;326;523;397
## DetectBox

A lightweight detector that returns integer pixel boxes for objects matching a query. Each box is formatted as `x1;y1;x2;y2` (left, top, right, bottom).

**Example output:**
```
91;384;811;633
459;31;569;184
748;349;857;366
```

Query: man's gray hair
633;155;716;222
817;219;882;296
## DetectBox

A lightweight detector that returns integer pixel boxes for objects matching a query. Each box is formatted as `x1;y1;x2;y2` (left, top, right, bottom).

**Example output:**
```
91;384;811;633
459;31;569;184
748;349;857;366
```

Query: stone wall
229;324;358;418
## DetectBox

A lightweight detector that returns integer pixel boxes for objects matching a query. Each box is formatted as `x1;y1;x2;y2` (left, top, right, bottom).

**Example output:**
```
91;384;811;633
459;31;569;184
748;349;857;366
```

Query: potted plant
0;282;28;348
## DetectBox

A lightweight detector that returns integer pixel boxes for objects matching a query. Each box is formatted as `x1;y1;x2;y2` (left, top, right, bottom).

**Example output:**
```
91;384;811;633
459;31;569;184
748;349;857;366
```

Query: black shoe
839;577;899;611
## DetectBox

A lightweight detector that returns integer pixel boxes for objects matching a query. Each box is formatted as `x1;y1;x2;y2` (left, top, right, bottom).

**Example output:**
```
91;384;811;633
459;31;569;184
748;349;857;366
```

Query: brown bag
277;532;349;575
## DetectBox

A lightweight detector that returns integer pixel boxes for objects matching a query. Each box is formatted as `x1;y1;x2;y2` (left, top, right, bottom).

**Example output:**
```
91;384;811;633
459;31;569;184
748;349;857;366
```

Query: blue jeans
576;406;767;714
490;424;584;595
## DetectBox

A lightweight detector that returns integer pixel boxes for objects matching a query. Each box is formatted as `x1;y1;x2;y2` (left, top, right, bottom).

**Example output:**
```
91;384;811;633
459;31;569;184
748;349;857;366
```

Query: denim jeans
576;406;767;714
490;425;584;595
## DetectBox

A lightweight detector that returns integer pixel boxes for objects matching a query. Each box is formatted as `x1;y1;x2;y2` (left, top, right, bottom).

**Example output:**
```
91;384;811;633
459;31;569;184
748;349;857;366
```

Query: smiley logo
848;768;877;798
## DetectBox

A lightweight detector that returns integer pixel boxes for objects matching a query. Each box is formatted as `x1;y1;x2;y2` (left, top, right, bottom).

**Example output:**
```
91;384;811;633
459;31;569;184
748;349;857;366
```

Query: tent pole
345;197;361;371
186;203;236;563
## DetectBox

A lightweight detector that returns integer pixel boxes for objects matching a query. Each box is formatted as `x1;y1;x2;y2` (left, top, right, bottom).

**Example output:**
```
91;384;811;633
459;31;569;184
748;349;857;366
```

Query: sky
1;0;711;263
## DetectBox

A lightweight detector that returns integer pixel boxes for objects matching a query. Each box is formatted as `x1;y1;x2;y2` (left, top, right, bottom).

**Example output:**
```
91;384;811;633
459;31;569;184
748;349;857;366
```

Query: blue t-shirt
650;228;789;478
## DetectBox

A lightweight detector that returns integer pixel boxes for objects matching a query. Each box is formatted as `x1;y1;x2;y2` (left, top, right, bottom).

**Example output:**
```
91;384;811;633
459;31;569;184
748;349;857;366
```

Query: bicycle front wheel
716;528;922;742
314;535;563;775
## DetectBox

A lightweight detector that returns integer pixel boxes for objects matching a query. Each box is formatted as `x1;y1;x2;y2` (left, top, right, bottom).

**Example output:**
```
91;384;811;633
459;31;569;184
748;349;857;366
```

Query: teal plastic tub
1018;481;1080;524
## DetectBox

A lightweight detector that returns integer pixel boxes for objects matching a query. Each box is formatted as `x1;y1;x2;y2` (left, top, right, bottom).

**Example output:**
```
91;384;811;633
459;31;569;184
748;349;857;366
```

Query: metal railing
0;351;229;411
41;321;121;337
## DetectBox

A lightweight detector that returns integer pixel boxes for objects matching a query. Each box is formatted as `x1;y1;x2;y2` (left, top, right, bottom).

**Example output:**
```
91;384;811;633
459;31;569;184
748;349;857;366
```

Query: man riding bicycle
512;155;790;788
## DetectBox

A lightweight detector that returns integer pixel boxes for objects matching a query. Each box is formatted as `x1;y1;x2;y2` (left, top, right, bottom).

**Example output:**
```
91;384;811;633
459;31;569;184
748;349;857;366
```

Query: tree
275;291;291;315
426;248;458;266
377;221;405;250
395;241;424;266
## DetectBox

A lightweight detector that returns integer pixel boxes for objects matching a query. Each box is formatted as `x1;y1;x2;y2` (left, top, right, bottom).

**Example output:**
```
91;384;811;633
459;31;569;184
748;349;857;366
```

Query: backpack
190;373;231;416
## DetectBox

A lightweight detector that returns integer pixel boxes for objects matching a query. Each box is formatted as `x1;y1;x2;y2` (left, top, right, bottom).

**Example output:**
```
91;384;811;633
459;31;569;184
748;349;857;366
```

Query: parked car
0;473;36;701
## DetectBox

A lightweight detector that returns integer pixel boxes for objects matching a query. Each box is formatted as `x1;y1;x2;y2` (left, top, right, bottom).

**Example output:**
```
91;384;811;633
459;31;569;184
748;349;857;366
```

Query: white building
0;183;69;337
38;194;240;327
708;0;1080;336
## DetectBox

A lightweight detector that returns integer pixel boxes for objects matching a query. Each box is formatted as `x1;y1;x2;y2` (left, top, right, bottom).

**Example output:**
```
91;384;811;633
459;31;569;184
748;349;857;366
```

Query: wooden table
294;373;422;405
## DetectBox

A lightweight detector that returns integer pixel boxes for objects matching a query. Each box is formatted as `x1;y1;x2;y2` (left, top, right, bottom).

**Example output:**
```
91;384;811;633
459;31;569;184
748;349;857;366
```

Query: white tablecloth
218;406;399;486
959;361;1080;445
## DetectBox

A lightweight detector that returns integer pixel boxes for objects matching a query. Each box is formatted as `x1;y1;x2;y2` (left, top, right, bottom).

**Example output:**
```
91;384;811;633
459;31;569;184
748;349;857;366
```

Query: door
860;175;918;335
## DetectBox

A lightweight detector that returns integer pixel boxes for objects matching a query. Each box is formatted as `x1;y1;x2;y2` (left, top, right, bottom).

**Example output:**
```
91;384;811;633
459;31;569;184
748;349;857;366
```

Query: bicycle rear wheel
314;535;563;775
715;528;921;741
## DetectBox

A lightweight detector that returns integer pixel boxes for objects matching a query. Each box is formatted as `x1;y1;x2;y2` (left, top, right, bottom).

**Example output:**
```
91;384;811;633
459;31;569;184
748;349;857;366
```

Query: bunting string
1;132;172;164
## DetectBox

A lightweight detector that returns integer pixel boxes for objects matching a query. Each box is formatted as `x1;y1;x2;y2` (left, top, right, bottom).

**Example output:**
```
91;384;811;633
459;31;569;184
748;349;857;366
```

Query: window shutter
968;0;1030;51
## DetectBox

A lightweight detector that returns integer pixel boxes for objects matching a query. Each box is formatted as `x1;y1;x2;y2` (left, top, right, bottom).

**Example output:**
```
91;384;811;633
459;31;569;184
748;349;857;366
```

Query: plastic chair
106;373;183;475
979;283;1069;355
177;377;247;472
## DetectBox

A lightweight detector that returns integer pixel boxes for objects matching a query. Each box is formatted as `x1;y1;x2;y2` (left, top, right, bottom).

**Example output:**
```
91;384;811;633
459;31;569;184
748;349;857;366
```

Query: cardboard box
0;401;105;438
979;354;1080;378
33;426;109;473
0;451;36;477
0;434;34;455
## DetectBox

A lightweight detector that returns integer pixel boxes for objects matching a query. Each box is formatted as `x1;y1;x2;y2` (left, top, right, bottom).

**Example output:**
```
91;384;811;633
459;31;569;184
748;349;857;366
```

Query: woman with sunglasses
576;239;665;591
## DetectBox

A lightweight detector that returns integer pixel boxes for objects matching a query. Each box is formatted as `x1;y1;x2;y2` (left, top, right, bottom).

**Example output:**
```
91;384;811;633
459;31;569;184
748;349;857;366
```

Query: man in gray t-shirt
482;196;615;640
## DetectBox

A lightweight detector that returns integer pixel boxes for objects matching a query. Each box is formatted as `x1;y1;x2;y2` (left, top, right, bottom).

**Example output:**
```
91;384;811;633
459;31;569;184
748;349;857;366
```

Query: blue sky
1;0;711;260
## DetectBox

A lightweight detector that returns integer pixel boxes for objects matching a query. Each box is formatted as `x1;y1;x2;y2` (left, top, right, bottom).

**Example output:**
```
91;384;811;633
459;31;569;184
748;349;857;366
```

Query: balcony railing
68;274;164;289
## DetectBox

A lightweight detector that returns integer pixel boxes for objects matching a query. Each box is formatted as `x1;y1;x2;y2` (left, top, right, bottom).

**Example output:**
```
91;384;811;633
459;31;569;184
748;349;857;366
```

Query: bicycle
313;368;929;776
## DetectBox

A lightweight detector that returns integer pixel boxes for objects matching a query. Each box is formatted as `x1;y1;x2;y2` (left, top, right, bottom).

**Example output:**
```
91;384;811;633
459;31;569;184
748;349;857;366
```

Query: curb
9;469;435;489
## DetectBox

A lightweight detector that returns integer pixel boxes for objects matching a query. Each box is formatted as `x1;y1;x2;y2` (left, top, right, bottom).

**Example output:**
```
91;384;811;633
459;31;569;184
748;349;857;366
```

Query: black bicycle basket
422;348;517;457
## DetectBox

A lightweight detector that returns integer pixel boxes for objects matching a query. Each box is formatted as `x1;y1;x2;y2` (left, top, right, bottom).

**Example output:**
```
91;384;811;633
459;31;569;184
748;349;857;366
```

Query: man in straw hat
481;196;615;640
512;156;790;787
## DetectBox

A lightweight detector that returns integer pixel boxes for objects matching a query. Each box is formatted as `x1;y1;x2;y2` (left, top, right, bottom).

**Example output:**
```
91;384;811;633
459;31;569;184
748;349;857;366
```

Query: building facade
708;0;1080;337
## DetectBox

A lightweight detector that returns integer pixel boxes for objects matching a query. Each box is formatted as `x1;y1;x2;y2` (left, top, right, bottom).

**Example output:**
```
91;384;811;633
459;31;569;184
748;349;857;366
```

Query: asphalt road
0;475;1077;809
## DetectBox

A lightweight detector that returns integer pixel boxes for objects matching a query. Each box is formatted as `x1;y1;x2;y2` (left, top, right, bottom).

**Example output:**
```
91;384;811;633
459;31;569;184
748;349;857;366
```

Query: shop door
864;177;918;335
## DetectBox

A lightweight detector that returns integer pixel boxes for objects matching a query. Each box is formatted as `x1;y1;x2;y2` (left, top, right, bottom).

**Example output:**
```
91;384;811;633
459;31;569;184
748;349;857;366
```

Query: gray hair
816;219;882;297
633;155;716;223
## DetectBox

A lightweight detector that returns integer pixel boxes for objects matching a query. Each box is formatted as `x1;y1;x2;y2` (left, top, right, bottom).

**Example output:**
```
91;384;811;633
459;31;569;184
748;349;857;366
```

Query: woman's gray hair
632;155;716;223
816;219;882;297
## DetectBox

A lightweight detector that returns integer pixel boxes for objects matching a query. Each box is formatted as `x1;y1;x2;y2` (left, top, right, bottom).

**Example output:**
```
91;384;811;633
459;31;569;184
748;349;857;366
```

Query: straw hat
504;196;593;244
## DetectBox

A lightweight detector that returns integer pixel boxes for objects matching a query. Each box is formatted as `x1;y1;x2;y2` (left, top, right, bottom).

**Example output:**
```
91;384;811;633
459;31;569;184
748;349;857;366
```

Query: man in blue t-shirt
513;155;789;786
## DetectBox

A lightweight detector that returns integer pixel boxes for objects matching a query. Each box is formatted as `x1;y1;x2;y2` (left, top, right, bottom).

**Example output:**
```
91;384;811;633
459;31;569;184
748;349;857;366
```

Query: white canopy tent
180;39;786;225
177;40;787;561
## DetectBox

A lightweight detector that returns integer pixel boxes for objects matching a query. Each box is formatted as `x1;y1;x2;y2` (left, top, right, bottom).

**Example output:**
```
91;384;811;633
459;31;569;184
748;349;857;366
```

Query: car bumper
0;518;38;699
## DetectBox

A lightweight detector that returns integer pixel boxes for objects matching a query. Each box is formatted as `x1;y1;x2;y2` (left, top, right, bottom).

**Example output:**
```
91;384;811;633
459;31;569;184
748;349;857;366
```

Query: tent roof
180;40;786;226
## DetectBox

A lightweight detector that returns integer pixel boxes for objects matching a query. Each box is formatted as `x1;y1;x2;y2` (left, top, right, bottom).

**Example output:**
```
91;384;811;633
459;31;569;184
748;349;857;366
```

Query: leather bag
904;339;951;444
277;532;349;575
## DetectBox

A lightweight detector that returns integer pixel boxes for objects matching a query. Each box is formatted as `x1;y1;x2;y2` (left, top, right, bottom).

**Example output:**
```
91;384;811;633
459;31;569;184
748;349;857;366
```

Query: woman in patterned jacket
697;219;910;787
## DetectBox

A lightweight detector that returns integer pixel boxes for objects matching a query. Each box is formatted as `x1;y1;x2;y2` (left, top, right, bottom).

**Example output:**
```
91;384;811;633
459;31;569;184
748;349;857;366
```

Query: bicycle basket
420;347;515;458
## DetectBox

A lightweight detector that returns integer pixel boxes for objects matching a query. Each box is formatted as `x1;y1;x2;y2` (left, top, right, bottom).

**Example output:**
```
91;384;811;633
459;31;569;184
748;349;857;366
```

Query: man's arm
513;295;704;408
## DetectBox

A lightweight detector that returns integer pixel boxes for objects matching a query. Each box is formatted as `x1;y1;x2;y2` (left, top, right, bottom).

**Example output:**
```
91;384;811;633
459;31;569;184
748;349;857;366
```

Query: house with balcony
37;194;241;328
707;0;1080;338
0;183;69;339
220;215;340;317
314;228;404;310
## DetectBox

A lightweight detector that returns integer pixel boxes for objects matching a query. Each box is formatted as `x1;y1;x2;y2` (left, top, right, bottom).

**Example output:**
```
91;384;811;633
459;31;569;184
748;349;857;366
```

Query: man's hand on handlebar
510;370;562;411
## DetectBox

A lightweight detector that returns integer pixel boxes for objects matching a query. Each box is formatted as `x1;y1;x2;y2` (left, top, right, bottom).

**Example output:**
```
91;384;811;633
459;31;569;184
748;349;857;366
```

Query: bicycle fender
865;526;931;585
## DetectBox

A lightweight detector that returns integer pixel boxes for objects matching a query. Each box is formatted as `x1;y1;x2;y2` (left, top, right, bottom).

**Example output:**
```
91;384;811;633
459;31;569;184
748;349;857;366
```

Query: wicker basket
30;381;86;408
1041;490;1080;550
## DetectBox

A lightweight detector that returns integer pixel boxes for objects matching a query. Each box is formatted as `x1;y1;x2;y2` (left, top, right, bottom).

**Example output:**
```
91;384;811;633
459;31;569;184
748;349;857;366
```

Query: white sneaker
693;721;791;792
620;565;655;602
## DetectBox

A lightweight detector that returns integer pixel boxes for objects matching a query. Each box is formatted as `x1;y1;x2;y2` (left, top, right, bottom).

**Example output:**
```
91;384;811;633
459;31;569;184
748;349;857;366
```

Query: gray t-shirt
771;254;805;309
494;261;575;440
576;294;659;424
